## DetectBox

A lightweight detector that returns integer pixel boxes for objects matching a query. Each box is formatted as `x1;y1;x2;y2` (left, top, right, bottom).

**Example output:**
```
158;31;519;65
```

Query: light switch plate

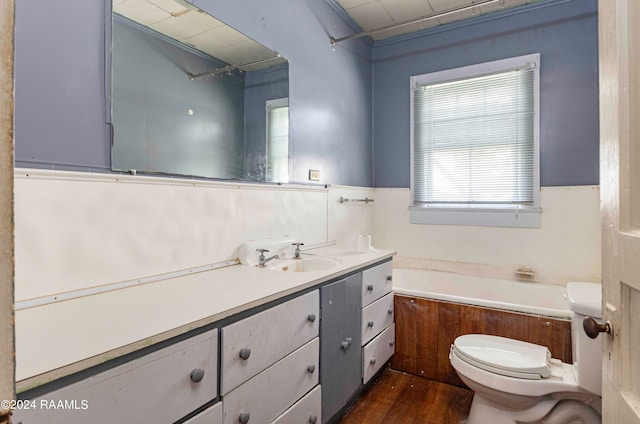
309;169;320;181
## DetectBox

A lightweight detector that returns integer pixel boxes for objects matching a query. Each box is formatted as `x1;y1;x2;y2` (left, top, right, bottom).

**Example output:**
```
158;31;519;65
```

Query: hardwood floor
338;369;474;424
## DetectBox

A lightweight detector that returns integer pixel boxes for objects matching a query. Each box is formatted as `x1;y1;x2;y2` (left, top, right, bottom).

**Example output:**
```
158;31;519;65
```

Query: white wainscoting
17;169;597;298
328;185;376;249
373;186;601;285
14;169;375;301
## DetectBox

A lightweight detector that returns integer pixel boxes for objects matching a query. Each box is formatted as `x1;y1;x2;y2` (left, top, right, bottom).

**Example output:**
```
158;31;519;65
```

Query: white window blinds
412;57;538;208
266;98;289;183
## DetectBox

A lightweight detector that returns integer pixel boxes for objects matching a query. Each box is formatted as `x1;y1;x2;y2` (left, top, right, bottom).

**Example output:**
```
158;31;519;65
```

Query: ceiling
113;0;534;67
112;0;282;71
334;0;530;40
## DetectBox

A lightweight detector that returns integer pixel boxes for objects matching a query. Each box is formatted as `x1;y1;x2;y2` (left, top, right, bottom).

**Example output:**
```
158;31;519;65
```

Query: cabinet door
320;274;362;423
362;323;395;384
272;385;321;424
13;329;218;424
361;293;394;346
361;261;393;307
222;338;319;424
222;290;319;395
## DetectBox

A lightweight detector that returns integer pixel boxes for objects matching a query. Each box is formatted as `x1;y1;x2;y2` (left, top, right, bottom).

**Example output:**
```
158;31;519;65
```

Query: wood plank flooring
338;369;474;424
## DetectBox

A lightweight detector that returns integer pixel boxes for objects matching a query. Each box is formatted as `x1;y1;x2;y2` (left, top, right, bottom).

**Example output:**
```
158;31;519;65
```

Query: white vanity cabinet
13;329;219;424
361;260;393;307
221;290;321;424
271;385;321;424
222;338;319;424
221;290;320;395
361;293;394;345
14;255;395;424
360;261;395;385
362;324;396;384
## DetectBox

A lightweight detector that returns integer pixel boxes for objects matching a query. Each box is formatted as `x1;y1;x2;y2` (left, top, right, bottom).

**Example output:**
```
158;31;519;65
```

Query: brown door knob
583;317;611;339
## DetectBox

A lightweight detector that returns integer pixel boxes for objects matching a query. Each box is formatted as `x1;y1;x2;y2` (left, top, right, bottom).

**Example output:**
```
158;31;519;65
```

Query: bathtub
392;268;572;319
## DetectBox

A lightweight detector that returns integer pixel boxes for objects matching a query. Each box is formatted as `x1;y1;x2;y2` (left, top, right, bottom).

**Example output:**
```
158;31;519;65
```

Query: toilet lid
453;334;551;379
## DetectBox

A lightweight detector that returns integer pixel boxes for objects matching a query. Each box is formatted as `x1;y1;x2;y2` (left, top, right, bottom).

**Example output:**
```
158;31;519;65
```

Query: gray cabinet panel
320;274;362;423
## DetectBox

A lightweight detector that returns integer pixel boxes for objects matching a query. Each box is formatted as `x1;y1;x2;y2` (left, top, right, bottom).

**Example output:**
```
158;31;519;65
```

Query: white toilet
449;282;603;424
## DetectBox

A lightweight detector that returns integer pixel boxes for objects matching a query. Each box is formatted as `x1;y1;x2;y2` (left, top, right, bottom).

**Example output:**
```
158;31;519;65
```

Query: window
266;98;289;183
410;54;541;228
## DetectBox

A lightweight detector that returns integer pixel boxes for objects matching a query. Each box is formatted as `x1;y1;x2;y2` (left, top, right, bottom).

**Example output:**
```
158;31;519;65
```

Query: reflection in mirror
266;98;289;183
111;0;289;182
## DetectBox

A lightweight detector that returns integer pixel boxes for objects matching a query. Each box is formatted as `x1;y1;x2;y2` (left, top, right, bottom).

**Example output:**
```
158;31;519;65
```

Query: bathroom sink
264;256;342;272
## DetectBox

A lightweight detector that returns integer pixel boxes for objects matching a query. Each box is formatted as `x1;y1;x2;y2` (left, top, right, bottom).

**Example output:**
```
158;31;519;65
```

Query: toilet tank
566;282;603;396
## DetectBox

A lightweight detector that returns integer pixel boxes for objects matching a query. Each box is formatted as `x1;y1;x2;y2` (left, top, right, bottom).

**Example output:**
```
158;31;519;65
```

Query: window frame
409;54;541;228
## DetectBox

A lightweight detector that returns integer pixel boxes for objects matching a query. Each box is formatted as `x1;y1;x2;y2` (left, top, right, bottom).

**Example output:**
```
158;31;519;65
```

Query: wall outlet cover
309;169;320;181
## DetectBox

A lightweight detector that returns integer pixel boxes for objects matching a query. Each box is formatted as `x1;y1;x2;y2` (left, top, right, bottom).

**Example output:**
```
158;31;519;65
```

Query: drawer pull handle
307;364;316;374
367;284;374;291
389;340;395;347
340;337;352;350
388;308;393;315
190;368;205;383
309;414;318;424
238;412;250;424
307;313;317;323
239;348;251;360
386;275;393;282
370;357;377;365
367;320;374;328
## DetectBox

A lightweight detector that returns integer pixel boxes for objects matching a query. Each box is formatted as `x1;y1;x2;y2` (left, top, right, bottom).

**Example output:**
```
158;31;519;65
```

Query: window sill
408;205;542;228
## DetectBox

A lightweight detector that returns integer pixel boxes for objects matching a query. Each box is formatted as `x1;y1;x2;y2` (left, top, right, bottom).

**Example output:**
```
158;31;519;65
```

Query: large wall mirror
111;0;290;183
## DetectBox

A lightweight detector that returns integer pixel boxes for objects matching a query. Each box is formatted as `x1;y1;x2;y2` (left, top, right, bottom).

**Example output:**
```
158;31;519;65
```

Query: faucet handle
292;243;304;259
255;248;269;263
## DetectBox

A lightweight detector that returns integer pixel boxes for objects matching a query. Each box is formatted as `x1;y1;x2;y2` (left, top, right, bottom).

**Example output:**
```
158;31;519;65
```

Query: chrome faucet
292;242;304;259
256;248;279;267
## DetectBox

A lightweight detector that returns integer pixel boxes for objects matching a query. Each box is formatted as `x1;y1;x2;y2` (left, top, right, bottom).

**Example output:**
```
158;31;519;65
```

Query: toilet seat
449;344;584;398
453;335;551;379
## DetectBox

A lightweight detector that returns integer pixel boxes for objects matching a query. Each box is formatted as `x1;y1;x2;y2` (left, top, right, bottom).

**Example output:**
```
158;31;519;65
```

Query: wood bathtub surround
391;295;573;388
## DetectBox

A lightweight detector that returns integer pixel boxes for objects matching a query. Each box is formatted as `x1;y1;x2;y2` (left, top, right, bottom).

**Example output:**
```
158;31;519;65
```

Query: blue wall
193;0;374;186
372;0;599;188
13;0;599;188
14;0;374;186
14;0;111;172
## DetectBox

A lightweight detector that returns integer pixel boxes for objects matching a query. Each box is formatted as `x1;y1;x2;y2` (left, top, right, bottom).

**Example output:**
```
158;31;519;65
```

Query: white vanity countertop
15;245;394;391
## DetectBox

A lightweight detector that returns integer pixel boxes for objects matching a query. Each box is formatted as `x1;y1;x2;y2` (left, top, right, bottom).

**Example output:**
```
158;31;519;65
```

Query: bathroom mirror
111;0;290;182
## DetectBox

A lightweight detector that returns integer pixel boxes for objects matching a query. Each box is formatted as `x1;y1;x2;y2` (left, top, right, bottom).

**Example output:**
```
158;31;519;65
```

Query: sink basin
264;256;341;272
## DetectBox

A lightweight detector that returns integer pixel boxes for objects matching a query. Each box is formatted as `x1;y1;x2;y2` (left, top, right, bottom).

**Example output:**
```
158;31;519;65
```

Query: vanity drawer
183;402;223;424
362;323;395;384
271;385;321;424
221;290;319;395
361;293;394;346
361;261;393;307
223;338;319;424
13;329;218;424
